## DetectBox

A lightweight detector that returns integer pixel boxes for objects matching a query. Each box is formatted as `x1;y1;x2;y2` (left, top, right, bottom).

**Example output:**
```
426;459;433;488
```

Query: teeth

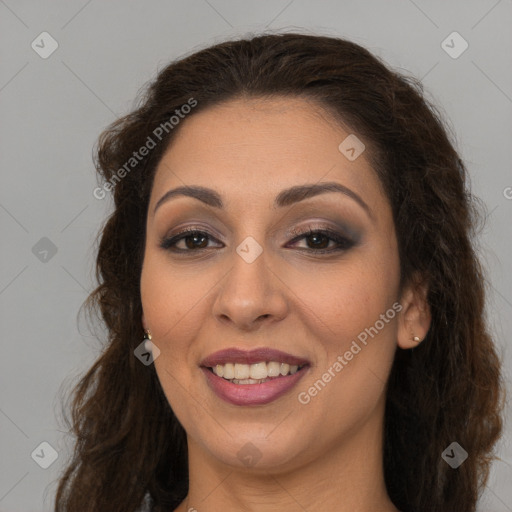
232;378;271;385
267;361;280;377
223;363;235;379
234;363;250;379
250;362;267;379
211;361;304;380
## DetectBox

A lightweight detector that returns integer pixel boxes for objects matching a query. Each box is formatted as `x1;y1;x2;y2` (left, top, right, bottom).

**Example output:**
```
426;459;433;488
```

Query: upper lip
200;347;310;367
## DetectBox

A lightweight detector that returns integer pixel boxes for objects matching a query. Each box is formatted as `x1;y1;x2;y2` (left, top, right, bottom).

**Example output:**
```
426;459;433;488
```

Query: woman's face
140;97;407;473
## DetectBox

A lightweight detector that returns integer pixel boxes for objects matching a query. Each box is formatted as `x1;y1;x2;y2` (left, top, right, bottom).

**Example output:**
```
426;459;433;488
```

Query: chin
198;426;312;472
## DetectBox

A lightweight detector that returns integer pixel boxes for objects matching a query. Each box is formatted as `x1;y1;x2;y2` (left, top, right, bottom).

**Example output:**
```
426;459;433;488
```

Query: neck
175;402;398;512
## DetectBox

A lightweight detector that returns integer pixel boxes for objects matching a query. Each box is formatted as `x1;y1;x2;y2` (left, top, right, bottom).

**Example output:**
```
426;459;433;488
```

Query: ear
397;273;431;349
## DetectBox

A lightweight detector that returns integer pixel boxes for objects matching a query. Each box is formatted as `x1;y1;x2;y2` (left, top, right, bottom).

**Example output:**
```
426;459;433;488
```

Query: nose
212;245;289;332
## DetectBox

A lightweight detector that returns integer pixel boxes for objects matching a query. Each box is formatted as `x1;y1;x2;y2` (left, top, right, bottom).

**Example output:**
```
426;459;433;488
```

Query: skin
140;97;431;512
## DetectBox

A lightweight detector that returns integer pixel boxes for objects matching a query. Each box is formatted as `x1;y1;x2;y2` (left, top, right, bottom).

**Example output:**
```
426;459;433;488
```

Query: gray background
0;1;511;510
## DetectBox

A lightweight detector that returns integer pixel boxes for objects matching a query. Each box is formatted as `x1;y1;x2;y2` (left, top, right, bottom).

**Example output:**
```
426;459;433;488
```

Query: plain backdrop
0;1;511;510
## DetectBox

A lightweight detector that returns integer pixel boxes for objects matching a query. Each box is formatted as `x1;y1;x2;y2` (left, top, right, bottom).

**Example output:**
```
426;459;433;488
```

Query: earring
412;335;421;343
144;330;152;351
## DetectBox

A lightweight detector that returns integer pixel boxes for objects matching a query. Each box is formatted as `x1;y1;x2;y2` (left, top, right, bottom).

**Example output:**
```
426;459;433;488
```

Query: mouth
205;361;307;384
200;347;311;405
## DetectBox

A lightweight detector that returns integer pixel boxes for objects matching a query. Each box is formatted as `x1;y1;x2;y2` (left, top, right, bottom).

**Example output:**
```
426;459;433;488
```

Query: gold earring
143;329;152;350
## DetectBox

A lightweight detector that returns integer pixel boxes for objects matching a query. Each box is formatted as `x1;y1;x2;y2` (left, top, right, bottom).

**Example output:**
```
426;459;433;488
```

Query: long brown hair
54;33;504;512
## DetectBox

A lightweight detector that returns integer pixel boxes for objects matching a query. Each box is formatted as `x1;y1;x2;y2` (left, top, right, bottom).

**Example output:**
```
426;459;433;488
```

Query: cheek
140;253;208;422
141;250;205;334
291;241;400;412
289;249;399;348
140;253;192;361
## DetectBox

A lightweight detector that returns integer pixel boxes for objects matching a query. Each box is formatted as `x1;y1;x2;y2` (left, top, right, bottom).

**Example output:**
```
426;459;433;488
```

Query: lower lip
201;366;309;406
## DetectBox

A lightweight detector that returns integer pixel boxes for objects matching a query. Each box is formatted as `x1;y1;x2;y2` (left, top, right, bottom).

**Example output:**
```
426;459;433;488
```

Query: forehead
150;97;387;215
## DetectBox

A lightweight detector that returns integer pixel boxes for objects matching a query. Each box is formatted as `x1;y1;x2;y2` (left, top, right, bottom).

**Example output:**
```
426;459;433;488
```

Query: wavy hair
54;33;504;512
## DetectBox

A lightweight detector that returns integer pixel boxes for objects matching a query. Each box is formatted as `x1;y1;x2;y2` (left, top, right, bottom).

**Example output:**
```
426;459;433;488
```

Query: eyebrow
153;182;373;219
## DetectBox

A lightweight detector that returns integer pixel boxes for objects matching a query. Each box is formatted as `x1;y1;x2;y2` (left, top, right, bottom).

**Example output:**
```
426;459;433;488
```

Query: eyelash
159;226;355;255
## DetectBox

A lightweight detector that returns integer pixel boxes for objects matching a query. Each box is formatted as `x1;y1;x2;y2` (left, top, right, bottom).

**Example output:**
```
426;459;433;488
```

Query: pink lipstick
200;347;310;406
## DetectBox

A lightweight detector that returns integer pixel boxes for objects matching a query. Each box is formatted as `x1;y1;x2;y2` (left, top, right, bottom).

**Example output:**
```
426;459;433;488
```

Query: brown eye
160;226;356;255
287;227;355;254
160;228;222;252
303;232;330;249
183;233;209;249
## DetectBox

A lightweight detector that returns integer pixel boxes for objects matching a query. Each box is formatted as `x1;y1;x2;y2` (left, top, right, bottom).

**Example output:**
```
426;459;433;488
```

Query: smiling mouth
206;361;308;384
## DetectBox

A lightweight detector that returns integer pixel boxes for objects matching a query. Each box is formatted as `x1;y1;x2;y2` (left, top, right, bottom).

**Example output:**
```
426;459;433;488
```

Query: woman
54;33;504;512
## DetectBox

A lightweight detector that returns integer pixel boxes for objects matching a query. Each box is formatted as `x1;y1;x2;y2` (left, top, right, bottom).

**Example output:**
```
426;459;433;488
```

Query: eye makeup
158;220;361;257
